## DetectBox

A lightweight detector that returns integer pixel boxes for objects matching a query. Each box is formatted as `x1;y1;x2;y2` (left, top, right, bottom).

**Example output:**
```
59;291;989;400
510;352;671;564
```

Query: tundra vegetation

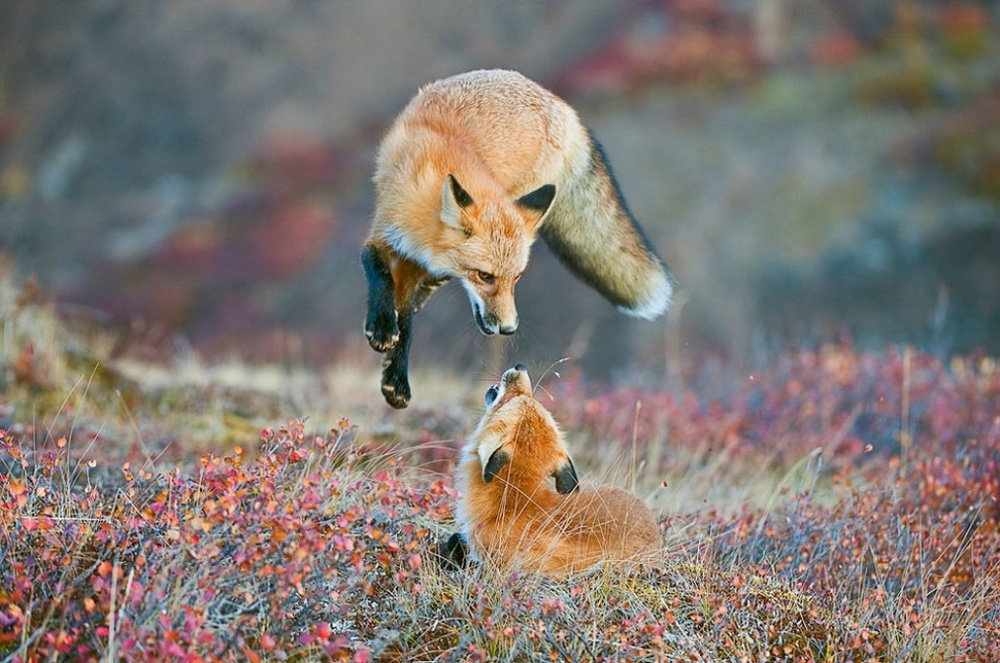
3;3;1000;661
1;268;998;662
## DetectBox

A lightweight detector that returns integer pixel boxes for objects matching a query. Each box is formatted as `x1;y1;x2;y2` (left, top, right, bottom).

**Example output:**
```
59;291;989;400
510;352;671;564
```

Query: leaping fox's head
471;364;579;495
439;175;555;336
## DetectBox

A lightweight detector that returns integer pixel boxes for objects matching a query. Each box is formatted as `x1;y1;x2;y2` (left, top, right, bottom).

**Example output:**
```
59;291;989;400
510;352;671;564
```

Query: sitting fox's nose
499;320;518;335
514;363;528;372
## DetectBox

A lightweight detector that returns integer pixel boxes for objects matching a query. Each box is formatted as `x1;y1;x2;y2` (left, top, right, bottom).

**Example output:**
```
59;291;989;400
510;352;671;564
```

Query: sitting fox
447;364;660;578
362;69;675;408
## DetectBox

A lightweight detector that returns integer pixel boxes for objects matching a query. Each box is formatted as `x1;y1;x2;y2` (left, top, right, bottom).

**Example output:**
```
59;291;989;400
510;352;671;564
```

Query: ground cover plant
2;269;998;661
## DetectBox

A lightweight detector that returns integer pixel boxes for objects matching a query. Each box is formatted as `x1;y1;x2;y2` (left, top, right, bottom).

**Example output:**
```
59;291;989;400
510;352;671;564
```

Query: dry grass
2;267;999;661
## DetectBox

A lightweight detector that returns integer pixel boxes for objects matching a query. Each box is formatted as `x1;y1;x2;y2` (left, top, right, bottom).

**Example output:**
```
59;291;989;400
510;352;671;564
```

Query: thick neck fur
459;398;564;526
490;402;561;491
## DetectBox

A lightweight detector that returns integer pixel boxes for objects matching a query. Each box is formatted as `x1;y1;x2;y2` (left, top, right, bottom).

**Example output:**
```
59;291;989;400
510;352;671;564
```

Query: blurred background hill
1;0;998;384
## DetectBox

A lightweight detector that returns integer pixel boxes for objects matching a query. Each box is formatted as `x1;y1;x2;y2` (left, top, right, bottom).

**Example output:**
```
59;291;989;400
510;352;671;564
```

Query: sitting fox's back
561;485;661;553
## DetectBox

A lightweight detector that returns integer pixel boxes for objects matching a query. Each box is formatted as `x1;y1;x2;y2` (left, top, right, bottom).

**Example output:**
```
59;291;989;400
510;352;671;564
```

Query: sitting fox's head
456;362;661;577
471;364;578;495
439;176;556;336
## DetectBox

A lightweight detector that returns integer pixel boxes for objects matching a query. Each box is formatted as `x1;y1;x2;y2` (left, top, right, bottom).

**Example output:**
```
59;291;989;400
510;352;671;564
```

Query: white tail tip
617;272;674;320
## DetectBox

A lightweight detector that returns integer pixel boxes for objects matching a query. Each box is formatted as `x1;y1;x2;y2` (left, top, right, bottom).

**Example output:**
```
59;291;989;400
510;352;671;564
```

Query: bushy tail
539;129;674;320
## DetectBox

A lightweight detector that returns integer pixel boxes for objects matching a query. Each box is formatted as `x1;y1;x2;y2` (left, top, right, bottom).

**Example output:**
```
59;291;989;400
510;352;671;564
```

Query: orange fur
456;365;661;578
367;70;574;335
363;69;674;408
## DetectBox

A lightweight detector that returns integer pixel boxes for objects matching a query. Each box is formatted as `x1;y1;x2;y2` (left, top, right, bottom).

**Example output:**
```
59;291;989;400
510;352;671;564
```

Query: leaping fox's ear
516;184;556;225
441;174;474;231
553;457;579;494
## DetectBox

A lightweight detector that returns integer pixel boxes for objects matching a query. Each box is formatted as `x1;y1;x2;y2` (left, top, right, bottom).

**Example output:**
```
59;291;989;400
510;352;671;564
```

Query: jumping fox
444;364;661;578
363;69;675;408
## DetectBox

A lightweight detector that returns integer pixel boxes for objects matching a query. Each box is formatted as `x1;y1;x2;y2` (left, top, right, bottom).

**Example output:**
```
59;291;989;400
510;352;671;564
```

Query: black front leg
380;299;414;409
362;243;399;353
432;532;468;571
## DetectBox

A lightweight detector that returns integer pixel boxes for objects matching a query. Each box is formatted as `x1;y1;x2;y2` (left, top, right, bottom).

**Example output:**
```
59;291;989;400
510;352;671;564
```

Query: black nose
514;363;528;372
499;317;518;335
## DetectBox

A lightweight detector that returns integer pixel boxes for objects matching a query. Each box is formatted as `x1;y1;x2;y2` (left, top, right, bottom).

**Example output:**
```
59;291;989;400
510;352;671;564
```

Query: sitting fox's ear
441;174;474;231
553;457;579;494
483;448;511;483
477;429;510;483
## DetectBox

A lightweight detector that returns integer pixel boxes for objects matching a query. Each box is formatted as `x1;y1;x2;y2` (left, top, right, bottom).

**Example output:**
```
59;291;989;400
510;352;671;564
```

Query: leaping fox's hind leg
379;273;449;409
412;274;450;314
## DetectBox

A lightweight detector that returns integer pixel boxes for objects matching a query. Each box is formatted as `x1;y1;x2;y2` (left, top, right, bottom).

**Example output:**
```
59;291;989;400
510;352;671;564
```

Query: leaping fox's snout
472;302;518;336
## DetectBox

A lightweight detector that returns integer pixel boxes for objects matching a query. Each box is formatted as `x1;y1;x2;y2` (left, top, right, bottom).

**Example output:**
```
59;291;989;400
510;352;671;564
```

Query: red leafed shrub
1;420;457;661
1;335;998;660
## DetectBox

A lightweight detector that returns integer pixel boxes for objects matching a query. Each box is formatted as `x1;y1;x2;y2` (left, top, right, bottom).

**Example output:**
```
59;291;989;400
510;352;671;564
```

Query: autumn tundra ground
1;270;998;662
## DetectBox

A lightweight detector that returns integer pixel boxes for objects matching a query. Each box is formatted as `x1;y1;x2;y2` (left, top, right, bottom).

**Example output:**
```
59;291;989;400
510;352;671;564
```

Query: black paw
381;359;411;409
432;532;468;571
365;307;399;353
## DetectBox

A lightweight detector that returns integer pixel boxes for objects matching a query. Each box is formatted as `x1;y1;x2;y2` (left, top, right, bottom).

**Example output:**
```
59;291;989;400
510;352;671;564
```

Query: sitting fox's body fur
454;365;660;578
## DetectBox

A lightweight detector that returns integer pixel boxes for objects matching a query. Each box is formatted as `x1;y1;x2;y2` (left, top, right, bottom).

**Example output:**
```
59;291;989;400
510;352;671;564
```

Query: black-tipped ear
448;174;474;208
516;184;556;215
553;458;579;494
483;448;511;483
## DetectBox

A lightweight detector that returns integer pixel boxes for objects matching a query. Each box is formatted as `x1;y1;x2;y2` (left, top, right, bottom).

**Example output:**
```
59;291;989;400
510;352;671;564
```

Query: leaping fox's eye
476;270;495;285
485;384;499;407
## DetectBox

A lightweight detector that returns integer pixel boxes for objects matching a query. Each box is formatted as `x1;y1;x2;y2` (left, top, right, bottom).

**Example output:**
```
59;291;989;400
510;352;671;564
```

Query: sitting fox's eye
485;384;499;407
476;270;495;285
